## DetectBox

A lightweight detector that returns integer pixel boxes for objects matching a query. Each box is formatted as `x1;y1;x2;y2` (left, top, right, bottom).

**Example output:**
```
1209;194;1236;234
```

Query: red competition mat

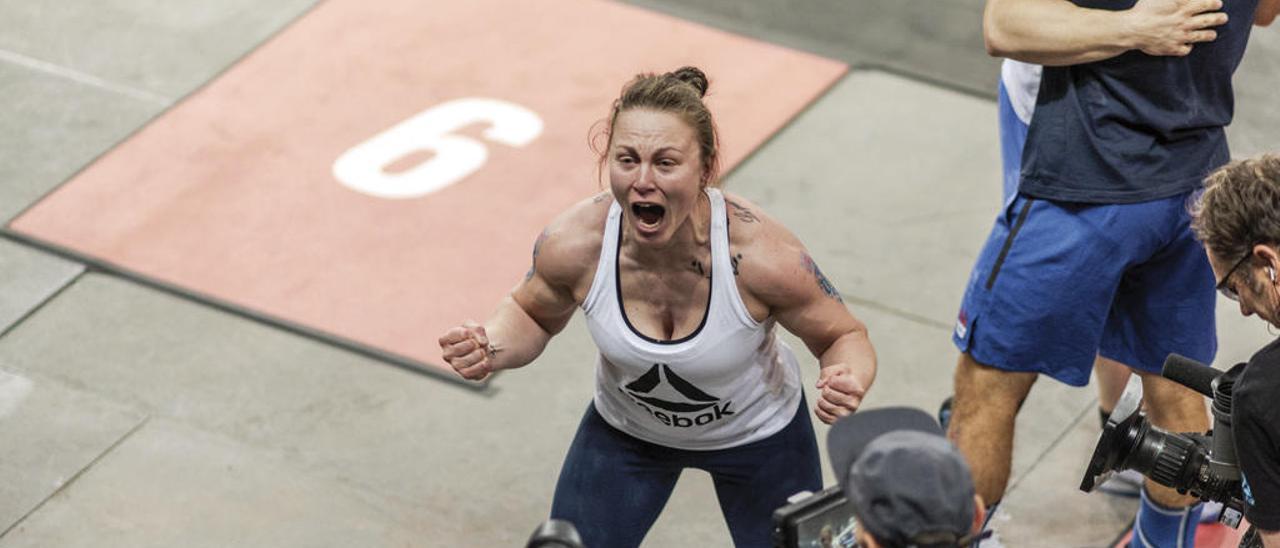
1113;519;1250;547
6;0;846;381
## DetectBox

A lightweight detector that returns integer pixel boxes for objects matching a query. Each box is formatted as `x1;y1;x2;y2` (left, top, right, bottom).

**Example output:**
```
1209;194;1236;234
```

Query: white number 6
333;98;543;199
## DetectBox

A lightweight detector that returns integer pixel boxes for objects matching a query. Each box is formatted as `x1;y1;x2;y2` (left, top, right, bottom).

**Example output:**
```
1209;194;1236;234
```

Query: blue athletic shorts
952;192;1218;386
953;83;1217;386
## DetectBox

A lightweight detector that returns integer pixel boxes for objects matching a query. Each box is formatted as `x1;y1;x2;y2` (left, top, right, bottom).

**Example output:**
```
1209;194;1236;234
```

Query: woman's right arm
439;198;604;380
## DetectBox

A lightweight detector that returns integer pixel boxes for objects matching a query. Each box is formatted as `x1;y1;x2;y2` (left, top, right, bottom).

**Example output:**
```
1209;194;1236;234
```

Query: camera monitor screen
772;486;859;548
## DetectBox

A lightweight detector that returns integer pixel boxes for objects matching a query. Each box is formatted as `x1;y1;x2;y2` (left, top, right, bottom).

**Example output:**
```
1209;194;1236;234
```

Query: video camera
772;486;858;547
1080;353;1249;527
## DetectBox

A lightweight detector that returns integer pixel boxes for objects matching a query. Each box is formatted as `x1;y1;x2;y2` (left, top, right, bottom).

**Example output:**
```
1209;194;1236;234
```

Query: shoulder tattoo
726;199;760;224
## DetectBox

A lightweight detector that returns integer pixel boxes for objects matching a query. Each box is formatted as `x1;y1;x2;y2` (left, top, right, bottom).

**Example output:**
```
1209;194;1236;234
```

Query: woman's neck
621;190;711;271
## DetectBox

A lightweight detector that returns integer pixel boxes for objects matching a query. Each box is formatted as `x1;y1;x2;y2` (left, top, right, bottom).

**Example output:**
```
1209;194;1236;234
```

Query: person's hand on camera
439;321;494;381
1126;0;1228;56
815;364;866;424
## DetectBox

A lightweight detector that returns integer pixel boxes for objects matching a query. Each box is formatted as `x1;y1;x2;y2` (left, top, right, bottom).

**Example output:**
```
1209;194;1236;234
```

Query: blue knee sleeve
1134;485;1202;548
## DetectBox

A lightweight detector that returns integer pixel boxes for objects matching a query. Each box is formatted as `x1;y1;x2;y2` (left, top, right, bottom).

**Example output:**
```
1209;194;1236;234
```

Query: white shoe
1199;500;1224;524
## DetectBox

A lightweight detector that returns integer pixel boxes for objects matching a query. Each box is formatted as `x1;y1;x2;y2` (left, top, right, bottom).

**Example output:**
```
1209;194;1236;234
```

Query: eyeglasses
1216;249;1254;302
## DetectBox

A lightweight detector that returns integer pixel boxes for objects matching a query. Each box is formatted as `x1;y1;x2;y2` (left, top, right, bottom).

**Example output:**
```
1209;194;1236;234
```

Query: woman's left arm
773;250;877;424
736;206;877;424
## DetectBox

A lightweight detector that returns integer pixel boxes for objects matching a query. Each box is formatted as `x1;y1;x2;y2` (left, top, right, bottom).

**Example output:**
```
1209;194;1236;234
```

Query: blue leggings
550;399;821;548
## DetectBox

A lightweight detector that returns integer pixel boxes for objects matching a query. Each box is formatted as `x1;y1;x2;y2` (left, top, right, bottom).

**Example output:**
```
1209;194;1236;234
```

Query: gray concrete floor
1;2;1277;547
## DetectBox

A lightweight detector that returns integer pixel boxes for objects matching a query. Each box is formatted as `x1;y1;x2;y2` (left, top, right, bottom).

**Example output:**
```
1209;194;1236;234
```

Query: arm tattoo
525;229;549;281
731;253;742;276
726;199;760;223
802;254;842;302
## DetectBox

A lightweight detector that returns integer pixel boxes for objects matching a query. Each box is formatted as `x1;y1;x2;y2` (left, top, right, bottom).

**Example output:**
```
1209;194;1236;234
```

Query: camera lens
1120;421;1200;490
1081;409;1205;495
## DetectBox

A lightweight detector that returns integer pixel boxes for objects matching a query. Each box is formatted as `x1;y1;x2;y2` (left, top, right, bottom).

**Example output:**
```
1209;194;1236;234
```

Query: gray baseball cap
827;407;978;548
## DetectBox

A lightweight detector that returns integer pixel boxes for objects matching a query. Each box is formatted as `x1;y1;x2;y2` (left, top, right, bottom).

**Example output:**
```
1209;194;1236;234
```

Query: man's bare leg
1129;361;1211;508
1094;356;1130;417
948;352;1038;504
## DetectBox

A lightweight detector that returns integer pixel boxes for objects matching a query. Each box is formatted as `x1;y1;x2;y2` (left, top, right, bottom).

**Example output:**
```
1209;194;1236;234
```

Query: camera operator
1192;153;1280;546
827;407;986;548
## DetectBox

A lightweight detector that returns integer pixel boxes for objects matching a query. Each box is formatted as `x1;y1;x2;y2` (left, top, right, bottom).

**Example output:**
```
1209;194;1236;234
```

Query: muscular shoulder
722;192;769;245
530;192;611;291
722;192;839;308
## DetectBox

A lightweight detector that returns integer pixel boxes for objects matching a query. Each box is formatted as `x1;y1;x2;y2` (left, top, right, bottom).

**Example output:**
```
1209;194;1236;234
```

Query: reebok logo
620;364;735;428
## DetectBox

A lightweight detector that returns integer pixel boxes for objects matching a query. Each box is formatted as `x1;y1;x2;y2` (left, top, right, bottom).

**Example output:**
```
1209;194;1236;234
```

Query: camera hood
1080;375;1143;492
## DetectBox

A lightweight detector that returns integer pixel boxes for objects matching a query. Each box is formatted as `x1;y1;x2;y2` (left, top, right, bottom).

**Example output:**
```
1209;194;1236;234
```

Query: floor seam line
0;48;171;106
840;294;953;331
1005;396;1098;495
0;415;152;539
0;269;85;341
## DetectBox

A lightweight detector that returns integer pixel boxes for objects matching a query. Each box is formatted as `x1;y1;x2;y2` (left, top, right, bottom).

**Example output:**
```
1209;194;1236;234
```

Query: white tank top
582;188;802;450
1001;59;1042;125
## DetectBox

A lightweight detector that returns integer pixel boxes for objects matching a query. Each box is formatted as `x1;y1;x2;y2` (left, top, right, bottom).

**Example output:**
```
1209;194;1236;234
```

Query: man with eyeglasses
1192;154;1280;547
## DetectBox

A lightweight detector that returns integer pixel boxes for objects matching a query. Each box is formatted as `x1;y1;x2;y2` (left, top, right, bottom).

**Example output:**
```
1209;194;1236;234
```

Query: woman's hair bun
669;66;709;98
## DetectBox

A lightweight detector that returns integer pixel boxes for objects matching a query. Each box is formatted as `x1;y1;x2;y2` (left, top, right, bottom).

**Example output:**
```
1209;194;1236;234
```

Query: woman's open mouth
632;202;666;232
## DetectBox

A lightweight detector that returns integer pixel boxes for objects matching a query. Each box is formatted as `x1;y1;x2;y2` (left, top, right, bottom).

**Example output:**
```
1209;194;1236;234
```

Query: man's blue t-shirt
1020;0;1258;204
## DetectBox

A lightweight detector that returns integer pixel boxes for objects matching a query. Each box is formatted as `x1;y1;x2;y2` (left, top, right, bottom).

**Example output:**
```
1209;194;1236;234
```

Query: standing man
949;0;1280;545
992;56;1148;498
1192;154;1280;548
